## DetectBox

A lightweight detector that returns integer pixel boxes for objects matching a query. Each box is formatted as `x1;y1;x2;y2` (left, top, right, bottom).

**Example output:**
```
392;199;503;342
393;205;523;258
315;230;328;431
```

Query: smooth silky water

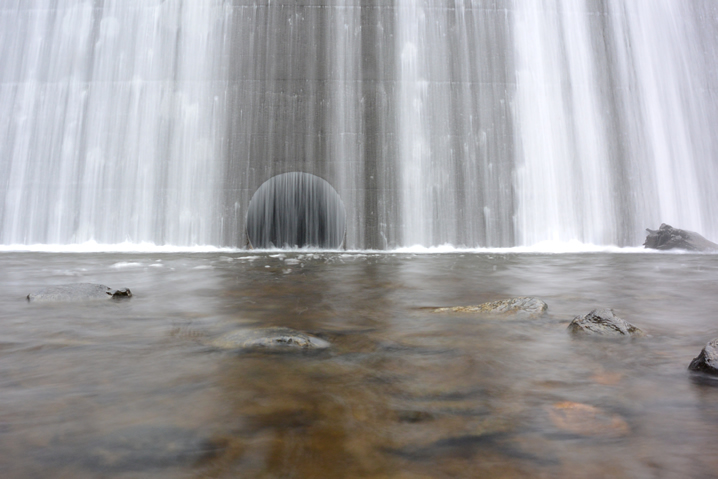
1;250;717;478
3;1;718;477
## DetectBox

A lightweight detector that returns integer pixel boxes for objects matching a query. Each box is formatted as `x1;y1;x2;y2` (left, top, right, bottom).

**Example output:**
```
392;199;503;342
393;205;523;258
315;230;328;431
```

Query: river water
0;250;718;478
1;250;717;478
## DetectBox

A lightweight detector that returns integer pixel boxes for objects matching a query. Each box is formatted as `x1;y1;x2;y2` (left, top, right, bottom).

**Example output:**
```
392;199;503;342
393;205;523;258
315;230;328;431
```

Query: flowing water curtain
0;0;227;245
3;0;718;249
397;0;480;248
396;1;515;248
512;0;718;246
396;0;428;248
220;1;373;249
0;1;99;244
604;0;718;243
513;0;619;246
325;1;363;249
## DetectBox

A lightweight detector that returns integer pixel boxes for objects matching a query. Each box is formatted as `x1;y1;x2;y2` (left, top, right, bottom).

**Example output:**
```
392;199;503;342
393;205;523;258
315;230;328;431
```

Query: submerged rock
205;327;330;351
644;223;718;252
38;425;221;472
433;297;548;319
568;309;643;337
688;338;718;376
27;283;132;303
547;401;630;438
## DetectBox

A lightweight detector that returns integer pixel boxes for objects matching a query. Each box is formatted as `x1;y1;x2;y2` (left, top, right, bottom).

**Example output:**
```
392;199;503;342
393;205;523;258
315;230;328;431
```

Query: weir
1;1;718;249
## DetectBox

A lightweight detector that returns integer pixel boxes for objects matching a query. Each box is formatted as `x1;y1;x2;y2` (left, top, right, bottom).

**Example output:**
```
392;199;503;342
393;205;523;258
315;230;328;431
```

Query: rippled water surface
1;251;718;478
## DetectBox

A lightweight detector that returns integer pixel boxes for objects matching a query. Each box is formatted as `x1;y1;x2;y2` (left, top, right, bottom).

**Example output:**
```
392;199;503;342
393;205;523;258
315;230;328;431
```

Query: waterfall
396;2;515;247
1;1;717;249
512;0;718;246
1;1;230;245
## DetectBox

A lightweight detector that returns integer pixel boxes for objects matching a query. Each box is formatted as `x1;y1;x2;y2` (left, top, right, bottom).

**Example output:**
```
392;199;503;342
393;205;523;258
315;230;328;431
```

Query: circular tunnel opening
245;172;347;249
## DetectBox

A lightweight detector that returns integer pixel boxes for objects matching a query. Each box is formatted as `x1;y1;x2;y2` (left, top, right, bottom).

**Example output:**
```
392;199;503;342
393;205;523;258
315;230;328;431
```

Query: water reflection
0;252;717;477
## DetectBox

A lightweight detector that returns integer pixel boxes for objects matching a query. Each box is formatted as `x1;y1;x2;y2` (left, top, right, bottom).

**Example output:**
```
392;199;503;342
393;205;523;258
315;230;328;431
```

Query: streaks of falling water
0;1;228;246
512;0;718;246
1;1;718;249
245;172;346;249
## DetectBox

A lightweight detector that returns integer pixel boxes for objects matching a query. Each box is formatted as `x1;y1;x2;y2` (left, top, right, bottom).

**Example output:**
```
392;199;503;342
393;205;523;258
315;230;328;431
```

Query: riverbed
1;251;717;478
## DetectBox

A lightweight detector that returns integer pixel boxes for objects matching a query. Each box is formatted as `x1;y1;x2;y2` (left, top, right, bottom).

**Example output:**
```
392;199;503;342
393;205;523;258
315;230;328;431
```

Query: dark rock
644;223;718;252
688;338;718;375
205;327;330;351
27;283;132;303
433;297;548;319
567;309;643;337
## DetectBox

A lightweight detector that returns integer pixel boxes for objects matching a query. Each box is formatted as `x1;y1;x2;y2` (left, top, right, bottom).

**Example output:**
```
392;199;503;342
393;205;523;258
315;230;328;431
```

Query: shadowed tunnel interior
245;172;346;249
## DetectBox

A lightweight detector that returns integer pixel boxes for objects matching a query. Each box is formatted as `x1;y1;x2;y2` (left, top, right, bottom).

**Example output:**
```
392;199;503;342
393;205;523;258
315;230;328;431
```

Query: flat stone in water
688;338;718;375
547;401;630;438
206;327;331;351
27;283;132;302
567;309;643;337
432;297;548;319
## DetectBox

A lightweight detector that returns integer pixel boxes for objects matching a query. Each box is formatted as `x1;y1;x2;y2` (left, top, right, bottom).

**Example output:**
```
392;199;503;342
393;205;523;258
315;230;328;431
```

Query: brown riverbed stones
688;338;718;375
547;401;630;438
432;297;548;319
568;309;643;337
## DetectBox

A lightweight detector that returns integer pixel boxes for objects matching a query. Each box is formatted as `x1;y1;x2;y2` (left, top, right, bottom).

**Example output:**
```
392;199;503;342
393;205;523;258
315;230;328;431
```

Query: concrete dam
2;0;718;249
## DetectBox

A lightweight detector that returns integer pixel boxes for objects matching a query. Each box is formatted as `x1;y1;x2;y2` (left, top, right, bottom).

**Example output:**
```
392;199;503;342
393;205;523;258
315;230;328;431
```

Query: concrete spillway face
246;173;347;249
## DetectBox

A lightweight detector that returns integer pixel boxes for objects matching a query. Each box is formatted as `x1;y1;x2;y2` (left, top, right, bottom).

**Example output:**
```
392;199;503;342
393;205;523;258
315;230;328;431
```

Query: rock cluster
28;279;717;385
567;309;643;337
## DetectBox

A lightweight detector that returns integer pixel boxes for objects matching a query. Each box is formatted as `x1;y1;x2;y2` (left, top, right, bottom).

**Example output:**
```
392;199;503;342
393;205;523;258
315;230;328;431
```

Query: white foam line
391;241;649;254
0;241;243;253
110;262;144;268
0;241;710;255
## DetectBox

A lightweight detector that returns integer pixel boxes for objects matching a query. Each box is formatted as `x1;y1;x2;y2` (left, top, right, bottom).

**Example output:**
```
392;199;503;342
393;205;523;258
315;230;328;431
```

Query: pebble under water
1;251;718;478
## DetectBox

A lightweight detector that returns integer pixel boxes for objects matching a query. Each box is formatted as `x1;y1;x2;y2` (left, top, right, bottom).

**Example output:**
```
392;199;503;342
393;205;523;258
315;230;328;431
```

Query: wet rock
567;309;643;337
688;338;718;375
644;223;718;252
433;297;548;319
38;425;221;472
27;283;132;302
205;327;330;351
547;401;630;438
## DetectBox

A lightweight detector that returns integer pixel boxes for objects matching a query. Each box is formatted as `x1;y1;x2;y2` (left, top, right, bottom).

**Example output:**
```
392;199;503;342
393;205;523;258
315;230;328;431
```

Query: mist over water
1;1;718;248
